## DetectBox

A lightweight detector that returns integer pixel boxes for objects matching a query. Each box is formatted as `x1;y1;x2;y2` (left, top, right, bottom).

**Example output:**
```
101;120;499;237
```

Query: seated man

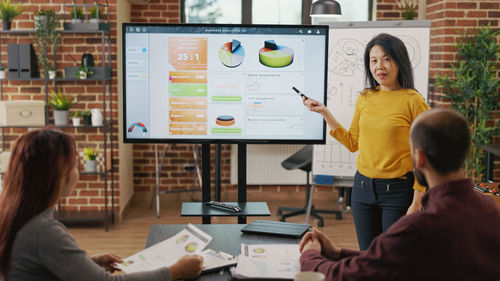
299;109;500;281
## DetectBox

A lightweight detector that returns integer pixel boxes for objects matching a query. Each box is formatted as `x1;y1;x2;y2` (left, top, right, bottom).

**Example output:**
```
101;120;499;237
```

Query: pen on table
292;87;308;100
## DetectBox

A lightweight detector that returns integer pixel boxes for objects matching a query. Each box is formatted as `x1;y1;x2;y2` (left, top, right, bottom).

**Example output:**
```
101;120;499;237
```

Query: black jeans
351;170;414;250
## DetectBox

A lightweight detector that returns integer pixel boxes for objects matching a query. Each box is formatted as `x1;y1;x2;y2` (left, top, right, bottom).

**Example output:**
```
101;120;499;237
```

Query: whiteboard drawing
327;82;361;107
397;35;421;69
329;39;365;76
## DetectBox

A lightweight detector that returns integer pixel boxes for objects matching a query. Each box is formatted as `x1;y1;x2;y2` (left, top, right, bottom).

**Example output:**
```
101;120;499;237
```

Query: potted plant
395;0;417;20
83;147;97;172
48;88;76;126
34;9;59;78
0;65;5;79
48;64;56;79
71;111;82;126
69;7;83;24
435;25;500;181
0;0;26;30
89;6;103;23
82;110;92;126
74;65;94;79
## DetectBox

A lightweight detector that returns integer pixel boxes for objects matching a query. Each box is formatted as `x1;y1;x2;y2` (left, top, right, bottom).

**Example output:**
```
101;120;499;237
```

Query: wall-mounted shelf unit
0;28;114;231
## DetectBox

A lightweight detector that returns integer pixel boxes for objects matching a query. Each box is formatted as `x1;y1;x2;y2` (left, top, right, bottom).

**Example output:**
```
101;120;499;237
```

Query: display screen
123;23;328;144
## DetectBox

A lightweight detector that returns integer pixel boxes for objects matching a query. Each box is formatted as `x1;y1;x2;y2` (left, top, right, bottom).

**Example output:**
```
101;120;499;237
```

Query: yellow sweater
331;88;429;192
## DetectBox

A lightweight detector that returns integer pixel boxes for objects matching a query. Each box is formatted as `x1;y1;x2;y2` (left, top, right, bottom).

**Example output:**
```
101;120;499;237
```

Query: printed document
200;249;237;272
117;224;212;273
233;244;300;279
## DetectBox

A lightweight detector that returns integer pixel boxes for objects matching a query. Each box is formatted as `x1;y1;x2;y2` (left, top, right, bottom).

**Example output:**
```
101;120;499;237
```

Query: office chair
277;145;342;227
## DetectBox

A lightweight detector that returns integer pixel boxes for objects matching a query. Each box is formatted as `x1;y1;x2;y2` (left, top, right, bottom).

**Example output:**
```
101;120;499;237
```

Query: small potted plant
0;65;5;79
74;65;94;80
89;6;103;23
69;7;83;24
395;0;417;20
71;111;82;126
82;110;92;126
48;64;56;79
0;0;26;30
34;9;59;78
48;88;76;126
83;147;97;172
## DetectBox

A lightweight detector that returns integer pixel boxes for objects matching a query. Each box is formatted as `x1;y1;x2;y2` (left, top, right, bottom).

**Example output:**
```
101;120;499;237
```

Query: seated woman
0;128;203;281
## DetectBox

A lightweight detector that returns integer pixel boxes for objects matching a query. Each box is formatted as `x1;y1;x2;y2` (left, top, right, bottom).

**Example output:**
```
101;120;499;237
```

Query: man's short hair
410;109;471;175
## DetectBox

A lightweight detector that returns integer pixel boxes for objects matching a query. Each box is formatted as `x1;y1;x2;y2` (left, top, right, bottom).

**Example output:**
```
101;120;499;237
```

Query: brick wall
2;0;120;212
130;0;180;22
376;0;419;20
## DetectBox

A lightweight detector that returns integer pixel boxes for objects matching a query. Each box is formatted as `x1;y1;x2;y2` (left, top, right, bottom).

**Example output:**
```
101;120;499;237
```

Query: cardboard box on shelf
0;101;45;126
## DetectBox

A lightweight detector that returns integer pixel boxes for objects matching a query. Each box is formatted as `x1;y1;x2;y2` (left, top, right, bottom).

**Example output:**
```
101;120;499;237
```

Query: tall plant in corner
435;25;500;181
34;9;59;78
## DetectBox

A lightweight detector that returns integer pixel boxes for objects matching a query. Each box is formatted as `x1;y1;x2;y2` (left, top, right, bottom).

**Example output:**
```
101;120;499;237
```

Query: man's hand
312;228;342;260
168;255;203;280
300;229;342;260
91;253;123;273
302;234;321;253
407;189;424;215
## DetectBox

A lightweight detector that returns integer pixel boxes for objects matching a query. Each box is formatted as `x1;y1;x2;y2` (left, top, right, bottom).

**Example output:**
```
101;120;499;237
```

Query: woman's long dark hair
0;129;77;274
364;33;415;90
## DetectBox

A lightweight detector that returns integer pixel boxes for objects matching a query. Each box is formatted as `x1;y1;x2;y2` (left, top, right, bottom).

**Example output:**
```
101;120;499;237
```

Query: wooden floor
68;188;359;258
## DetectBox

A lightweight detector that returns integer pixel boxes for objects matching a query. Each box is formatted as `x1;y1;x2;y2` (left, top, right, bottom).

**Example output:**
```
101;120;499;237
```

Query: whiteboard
313;21;431;177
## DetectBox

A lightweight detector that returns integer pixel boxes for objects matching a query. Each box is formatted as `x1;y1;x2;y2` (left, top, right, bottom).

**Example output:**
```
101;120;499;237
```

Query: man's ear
414;149;427;169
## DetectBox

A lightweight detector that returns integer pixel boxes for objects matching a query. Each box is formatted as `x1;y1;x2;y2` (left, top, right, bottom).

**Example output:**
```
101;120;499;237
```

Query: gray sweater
6;209;171;281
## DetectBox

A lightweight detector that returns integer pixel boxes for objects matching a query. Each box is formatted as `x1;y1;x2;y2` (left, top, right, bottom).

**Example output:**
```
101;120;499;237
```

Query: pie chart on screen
259;40;294;68
219;39;245;68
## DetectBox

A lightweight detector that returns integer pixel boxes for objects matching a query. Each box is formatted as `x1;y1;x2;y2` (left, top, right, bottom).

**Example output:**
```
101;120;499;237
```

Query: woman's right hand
168;255;203;280
303;97;327;114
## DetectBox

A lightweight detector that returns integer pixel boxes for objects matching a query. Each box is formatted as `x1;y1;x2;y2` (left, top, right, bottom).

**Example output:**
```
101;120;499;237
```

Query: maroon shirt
300;178;500;281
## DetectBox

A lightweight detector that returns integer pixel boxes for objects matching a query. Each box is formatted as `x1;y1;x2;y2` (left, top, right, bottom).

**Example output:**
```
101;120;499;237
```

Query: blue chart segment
219;40;245;68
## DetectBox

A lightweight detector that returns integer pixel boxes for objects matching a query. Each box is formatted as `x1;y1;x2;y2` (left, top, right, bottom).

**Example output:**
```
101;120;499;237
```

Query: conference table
146;224;302;281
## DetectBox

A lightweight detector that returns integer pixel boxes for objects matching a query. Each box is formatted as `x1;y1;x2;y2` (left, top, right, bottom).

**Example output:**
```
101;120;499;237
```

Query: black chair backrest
281;145;312;172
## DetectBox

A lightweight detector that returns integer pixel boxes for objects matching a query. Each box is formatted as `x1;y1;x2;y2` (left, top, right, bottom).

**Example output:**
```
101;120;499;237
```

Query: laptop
241;220;311;238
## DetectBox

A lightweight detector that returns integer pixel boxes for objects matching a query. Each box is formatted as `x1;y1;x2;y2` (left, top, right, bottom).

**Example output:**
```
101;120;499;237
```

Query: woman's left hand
91;253;123;273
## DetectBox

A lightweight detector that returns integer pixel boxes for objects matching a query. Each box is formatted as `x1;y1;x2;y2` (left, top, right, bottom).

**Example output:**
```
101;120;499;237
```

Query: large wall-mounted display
123;24;328;144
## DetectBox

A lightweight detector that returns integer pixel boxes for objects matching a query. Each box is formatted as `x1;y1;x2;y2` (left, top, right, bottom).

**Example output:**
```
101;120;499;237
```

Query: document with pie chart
117;224;212;273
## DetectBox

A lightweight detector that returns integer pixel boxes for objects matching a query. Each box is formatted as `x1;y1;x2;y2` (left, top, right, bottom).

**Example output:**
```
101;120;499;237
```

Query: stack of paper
232;244;301;279
117;224;234;273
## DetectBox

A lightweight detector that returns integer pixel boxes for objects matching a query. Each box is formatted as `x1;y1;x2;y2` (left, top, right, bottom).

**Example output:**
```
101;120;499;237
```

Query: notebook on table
241;220;311;238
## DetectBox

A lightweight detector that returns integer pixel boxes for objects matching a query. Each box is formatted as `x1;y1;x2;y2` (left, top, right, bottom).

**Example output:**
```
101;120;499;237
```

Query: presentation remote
205;201;242;212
